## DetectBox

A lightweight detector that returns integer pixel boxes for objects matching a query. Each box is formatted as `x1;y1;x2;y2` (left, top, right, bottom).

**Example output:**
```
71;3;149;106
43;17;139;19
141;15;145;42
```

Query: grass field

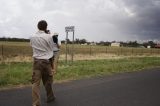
0;41;160;62
0;41;160;88
0;57;160;88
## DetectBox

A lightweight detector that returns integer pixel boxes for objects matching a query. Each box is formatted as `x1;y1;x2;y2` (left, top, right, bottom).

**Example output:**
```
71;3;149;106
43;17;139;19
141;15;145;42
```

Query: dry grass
1;53;160;63
0;41;160;62
0;56;32;63
60;53;128;60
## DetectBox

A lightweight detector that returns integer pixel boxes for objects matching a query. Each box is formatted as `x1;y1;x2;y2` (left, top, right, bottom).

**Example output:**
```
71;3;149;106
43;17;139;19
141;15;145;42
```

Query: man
52;32;61;74
30;20;56;106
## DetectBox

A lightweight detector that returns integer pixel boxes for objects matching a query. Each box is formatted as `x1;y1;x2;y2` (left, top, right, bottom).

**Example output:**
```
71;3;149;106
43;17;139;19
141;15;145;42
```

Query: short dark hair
37;20;47;31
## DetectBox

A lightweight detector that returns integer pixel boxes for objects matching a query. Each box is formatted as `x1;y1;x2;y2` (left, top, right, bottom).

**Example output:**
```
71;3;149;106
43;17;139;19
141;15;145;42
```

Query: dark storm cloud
119;0;160;40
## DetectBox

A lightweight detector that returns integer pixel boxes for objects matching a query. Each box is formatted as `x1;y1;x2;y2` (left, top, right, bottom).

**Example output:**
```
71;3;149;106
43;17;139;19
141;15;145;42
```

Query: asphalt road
0;68;160;106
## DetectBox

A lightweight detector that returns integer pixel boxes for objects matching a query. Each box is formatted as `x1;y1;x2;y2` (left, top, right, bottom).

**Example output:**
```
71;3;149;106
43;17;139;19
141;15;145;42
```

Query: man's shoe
46;96;56;103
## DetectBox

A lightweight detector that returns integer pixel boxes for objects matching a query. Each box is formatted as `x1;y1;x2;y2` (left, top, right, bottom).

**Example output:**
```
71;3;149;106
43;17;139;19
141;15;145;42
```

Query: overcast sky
0;0;160;42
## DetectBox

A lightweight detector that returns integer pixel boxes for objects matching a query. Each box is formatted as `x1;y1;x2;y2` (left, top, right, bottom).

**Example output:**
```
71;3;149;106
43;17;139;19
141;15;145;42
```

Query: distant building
155;44;160;48
147;46;151;48
90;42;97;45
111;42;121;47
81;43;88;45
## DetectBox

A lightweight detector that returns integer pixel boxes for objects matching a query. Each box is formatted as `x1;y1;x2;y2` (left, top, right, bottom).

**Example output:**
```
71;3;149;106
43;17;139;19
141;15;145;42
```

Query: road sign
65;26;75;32
65;26;75;63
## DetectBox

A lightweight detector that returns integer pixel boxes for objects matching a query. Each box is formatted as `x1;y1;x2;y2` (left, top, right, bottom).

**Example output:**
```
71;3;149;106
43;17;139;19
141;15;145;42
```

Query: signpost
65;26;75;32
65;26;75;63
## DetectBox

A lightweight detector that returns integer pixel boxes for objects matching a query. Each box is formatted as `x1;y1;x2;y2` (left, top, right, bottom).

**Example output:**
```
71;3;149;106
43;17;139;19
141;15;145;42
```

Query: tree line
0;37;159;48
0;37;29;42
62;38;159;48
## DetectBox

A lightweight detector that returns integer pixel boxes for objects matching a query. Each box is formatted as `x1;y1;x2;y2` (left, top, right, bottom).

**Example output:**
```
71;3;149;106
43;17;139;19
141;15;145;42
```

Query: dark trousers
32;59;54;106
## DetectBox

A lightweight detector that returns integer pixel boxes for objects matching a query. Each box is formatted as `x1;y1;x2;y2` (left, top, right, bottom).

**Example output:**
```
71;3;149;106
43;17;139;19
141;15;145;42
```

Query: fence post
90;45;92;55
120;47;122;55
131;48;133;55
141;48;143;55
150;49;152;55
106;47;107;54
1;44;4;62
71;31;74;63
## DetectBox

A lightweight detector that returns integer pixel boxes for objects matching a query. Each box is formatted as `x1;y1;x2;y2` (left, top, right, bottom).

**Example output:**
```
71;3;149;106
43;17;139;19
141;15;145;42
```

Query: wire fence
61;45;160;56
0;44;160;62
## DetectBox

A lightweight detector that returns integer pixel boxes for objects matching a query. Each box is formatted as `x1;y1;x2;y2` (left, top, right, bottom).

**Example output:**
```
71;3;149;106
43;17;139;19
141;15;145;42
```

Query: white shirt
30;30;55;59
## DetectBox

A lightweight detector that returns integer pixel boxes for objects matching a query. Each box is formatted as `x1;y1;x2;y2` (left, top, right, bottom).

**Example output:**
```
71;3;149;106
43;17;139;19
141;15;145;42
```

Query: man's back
30;30;54;60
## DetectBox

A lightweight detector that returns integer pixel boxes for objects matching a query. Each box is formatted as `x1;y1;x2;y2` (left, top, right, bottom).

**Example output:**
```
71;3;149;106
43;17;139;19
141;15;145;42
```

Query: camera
45;30;50;34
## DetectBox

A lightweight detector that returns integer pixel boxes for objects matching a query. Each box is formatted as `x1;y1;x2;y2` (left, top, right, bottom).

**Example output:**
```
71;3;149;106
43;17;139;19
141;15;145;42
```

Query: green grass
0;62;32;86
0;57;160;88
55;57;160;80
